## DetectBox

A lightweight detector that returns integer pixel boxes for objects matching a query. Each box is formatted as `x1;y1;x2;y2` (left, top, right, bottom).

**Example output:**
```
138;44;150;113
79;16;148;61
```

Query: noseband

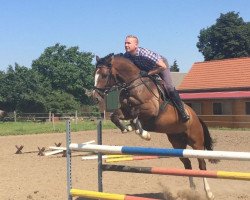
93;66;117;98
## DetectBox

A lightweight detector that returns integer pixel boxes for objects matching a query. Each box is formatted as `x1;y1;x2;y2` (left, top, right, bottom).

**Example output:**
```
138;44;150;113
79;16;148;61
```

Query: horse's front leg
125;97;151;140
131;116;151;141
110;110;133;133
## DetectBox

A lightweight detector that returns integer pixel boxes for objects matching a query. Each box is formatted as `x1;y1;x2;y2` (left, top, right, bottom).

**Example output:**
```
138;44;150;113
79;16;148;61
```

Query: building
178;57;250;128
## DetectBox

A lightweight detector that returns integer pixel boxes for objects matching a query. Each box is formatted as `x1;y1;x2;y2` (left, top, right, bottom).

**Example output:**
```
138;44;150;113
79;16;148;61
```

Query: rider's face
125;37;138;54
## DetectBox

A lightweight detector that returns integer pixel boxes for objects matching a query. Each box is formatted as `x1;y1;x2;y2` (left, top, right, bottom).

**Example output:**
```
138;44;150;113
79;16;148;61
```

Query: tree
170;60;180;72
0;44;96;113
32;43;95;104
197;12;250;61
0;64;50;112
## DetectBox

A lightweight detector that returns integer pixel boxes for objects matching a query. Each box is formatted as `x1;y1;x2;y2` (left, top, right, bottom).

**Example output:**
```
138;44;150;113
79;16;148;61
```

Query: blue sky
0;1;249;72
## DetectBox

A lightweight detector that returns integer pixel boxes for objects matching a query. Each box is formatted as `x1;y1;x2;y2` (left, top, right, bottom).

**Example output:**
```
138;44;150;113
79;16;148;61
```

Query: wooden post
49;111;51;122
52;113;55;131
14;111;17;122
103;110;106;121
75;110;78;124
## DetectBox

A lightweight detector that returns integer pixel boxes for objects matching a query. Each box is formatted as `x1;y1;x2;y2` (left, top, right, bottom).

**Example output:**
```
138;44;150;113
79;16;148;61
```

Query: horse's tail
199;118;213;150
199;118;219;164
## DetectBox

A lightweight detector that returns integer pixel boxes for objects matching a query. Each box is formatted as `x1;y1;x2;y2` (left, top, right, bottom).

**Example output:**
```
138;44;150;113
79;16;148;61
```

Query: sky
0;1;249;73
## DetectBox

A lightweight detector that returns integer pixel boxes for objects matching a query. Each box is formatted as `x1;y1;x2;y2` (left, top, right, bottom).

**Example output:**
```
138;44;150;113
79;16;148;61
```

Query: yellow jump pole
105;156;161;163
71;189;157;200
71;189;125;200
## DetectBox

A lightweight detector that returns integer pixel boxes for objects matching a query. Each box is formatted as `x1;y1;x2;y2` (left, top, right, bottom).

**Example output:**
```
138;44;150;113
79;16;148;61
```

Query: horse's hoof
126;125;133;132
136;130;151;141
142;131;151;140
121;129;128;133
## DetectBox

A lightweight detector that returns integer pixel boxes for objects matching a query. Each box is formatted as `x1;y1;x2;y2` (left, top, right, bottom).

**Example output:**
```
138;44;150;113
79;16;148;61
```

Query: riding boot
169;89;190;122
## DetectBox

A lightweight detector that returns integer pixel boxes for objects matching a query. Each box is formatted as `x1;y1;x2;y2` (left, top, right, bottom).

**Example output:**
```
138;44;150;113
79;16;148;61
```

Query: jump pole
105;155;163;163
70;189;158;200
69;143;250;161
82;154;132;160
102;164;250;181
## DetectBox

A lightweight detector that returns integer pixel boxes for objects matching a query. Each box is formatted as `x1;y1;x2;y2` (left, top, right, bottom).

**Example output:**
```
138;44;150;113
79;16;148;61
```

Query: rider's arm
148;59;168;75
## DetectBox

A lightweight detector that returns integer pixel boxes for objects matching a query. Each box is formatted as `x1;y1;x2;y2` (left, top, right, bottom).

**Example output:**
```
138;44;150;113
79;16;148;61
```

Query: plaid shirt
124;47;163;71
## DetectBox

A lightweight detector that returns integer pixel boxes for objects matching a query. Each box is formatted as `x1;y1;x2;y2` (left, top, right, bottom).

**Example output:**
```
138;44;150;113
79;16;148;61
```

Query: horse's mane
96;53;136;69
95;53;114;68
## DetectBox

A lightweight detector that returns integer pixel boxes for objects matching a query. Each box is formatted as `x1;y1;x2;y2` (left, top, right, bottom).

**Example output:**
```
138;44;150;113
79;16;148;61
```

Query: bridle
93;66;117;98
94;62;159;100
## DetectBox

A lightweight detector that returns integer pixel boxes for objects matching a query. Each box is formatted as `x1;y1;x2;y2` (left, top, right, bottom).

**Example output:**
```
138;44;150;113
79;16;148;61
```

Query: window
213;103;222;115
186;102;202;115
246;102;250;115
213;102;232;115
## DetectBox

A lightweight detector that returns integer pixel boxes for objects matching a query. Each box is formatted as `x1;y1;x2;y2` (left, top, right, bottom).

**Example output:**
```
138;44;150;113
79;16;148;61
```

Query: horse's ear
107;54;114;65
96;56;100;62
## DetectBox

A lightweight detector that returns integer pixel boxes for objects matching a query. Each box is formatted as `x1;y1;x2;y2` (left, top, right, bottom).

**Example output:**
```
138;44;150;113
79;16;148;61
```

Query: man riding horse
123;35;189;122
93;51;216;199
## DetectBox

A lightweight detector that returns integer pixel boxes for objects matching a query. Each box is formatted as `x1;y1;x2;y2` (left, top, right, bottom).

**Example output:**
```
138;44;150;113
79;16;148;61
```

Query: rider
123;35;189;122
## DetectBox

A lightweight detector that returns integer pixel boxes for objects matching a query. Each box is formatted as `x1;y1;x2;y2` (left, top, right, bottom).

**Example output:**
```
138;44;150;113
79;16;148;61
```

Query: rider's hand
140;70;148;77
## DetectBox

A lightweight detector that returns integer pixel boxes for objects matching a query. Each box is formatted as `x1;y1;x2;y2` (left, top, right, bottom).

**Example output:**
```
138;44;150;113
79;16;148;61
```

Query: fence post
49;111;51;122
52;113;55;131
103;110;106;121
75;110;78;124
14;111;17;122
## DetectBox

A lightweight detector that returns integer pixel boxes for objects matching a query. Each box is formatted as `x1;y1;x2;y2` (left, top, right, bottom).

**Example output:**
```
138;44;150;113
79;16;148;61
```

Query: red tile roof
178;57;250;90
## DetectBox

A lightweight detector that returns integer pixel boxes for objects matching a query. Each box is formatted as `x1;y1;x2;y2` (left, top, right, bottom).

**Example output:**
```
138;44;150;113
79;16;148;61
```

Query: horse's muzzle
92;90;103;104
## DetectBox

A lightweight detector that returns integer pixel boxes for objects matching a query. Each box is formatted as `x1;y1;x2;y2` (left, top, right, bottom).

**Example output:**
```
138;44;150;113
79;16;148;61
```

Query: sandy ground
0;126;249;200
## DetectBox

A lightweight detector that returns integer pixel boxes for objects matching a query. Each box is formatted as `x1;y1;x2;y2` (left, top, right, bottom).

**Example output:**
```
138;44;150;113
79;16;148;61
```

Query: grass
0;120;117;136
1;120;249;137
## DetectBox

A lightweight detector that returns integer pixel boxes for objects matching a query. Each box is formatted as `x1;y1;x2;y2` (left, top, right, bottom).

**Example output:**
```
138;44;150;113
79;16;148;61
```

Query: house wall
184;98;250;128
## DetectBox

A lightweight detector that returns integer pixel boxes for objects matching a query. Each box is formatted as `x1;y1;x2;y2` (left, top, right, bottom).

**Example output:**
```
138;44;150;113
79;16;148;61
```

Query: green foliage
197;11;250;61
32;43;95;104
0;44;96;113
44;90;80;114
0;64;49;112
170;60;180;72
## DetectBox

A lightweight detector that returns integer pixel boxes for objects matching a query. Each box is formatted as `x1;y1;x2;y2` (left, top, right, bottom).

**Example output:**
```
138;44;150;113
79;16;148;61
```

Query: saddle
148;75;172;111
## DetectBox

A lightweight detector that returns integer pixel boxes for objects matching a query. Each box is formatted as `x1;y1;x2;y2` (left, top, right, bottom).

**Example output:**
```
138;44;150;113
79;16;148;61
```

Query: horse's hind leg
189;130;215;200
167;133;196;189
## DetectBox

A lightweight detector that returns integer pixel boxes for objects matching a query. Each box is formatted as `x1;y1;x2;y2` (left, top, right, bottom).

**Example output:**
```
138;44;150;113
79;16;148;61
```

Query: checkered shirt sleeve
124;47;162;71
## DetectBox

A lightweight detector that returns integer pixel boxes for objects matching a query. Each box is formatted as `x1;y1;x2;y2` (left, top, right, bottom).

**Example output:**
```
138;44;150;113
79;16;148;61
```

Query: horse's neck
114;61;139;83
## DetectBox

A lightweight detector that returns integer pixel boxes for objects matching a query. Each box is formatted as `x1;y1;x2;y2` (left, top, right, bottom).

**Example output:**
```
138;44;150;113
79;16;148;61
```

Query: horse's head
92;54;115;106
92;53;141;108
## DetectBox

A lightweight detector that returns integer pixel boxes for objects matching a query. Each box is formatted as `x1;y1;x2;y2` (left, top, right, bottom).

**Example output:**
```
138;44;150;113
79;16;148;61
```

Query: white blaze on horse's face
94;70;100;87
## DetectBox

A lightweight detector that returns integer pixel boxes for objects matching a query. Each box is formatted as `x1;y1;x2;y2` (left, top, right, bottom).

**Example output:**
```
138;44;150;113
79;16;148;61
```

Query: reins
94;56;160;101
123;76;160;100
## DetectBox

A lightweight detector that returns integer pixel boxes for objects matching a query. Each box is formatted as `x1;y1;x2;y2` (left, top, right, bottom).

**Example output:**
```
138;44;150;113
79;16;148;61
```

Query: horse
93;53;218;199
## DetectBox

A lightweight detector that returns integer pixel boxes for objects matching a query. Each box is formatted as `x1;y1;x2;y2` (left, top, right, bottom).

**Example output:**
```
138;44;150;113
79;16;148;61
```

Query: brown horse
93;54;217;199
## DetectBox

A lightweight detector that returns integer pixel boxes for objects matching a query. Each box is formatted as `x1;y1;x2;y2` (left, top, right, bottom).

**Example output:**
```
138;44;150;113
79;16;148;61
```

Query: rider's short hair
126;35;139;44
